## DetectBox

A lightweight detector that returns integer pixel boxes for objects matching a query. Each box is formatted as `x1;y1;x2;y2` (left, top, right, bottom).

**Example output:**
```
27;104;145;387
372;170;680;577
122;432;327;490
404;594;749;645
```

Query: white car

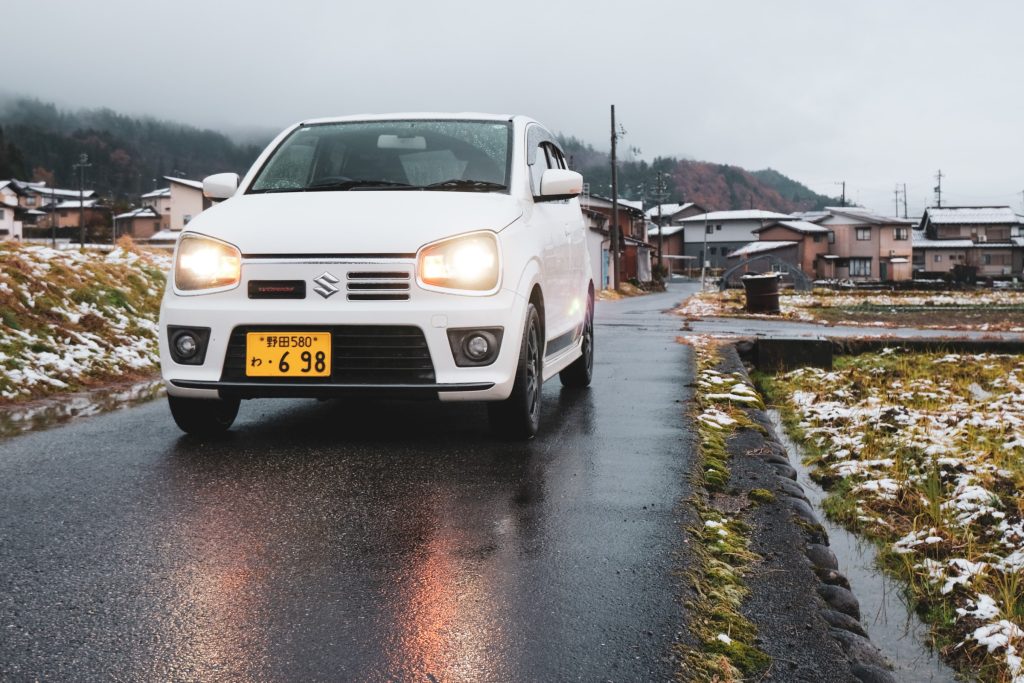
159;113;594;438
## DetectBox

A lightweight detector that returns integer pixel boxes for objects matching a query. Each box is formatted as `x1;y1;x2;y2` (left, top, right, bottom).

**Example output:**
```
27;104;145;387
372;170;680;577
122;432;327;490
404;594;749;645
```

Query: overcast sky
3;0;1021;215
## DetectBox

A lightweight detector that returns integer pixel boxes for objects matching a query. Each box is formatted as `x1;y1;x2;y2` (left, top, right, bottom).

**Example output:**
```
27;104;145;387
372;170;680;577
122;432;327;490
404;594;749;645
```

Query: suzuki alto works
159;113;594;439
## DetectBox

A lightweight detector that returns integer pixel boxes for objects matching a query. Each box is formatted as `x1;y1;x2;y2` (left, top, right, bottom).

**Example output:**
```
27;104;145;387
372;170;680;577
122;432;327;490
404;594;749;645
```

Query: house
747;220;834;274
727;208;915;282
0;196;23;241
114;206;162;240
913;206;1024;278
678;210;793;270
165;176;210;231
811;207;914;281
580;194;652;287
141;187;172;230
645;202;706;227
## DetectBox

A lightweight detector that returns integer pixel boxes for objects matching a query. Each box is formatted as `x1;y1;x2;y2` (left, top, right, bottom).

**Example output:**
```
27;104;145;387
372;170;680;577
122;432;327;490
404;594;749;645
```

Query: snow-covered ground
0;242;170;402
773;351;1024;681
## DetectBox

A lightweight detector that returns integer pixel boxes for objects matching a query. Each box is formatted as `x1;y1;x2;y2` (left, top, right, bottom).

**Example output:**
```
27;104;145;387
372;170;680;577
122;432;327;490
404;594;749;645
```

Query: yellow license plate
245;332;332;377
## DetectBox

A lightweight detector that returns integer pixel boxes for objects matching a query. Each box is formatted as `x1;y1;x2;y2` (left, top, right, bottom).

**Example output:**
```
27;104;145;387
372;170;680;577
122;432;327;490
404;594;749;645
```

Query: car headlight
417;231;500;293
174;234;242;292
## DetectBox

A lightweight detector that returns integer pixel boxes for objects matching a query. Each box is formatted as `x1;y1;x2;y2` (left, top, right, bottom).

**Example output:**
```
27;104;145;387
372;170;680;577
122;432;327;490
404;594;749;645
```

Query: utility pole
836;181;846;207
894;184;900;217
50;183;57;248
610;105;622;290
73;154;91;247
701;211;709;290
650;171;669;273
903;183;909;219
934;169;943;208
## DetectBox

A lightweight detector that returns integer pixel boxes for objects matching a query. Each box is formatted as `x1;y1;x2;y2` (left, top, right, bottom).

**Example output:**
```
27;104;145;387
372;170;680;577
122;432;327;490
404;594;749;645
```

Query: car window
250;120;512;193
529;144;552;195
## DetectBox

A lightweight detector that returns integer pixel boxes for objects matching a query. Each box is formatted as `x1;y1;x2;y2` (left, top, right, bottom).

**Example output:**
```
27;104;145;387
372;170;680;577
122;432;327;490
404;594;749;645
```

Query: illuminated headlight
417;232;500;293
174;234;242;292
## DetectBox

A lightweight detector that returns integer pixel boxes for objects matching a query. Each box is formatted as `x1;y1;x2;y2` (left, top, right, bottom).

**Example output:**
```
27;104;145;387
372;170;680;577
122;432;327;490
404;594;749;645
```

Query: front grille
346;270;411;301
220;325;435;385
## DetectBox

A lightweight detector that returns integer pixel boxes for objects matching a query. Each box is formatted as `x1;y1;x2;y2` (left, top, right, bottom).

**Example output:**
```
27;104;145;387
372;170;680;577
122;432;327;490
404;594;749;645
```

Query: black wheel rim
583;310;593;375
526;321;541;420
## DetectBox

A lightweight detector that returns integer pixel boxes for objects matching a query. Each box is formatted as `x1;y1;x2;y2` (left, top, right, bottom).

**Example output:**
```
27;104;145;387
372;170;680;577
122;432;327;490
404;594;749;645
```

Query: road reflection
153;390;589;680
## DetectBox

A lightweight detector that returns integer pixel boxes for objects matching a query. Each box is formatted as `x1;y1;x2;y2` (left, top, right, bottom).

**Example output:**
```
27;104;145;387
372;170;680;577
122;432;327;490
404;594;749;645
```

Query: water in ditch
768;410;964;683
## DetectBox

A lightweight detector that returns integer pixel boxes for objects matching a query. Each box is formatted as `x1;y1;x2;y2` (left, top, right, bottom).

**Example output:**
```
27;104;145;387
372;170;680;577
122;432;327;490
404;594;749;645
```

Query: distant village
1;174;1021;290
580;193;1024;288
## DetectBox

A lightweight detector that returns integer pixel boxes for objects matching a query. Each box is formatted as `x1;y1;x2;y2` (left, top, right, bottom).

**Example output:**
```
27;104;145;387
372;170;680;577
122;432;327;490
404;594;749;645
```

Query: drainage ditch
768;410;963;683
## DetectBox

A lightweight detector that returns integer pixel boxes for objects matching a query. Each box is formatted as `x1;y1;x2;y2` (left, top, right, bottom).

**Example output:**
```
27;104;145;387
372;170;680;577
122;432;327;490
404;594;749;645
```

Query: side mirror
537;169;583;202
203;172;240;200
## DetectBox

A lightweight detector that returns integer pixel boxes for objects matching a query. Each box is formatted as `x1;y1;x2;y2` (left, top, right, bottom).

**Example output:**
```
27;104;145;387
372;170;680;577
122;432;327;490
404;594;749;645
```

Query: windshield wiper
306;179;414;191
421;179;507;192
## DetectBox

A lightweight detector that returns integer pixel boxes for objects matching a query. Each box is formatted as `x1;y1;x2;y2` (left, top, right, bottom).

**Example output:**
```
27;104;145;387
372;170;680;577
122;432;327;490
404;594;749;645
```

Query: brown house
114;206;162;240
914;206;1024;277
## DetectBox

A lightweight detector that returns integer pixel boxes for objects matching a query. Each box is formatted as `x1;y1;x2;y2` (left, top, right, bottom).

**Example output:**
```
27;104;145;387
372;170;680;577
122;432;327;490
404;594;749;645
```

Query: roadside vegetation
0;238;170;403
760;350;1024;682
679;337;771;681
679;288;1024;331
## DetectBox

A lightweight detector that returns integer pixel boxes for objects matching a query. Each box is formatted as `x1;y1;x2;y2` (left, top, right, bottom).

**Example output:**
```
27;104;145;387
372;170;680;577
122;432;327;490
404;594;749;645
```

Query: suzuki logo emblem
312;271;340;299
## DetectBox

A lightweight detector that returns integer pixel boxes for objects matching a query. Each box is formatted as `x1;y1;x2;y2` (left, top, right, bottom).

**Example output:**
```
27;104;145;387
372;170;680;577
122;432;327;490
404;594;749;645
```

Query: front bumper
159;258;526;402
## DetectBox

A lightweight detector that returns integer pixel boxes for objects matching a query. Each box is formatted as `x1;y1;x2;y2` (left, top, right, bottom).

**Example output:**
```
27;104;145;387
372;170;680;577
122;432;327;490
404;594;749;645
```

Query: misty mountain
0;98;267;199
0;97;835;213
557;136;837;213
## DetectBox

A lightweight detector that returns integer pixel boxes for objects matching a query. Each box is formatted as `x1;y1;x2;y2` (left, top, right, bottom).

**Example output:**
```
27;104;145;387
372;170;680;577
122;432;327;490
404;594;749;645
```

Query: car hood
186;191;524;256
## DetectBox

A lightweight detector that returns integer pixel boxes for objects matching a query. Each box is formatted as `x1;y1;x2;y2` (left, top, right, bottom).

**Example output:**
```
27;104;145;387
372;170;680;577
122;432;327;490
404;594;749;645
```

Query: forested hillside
0;98;265;199
558;136;836;213
0;96;834;213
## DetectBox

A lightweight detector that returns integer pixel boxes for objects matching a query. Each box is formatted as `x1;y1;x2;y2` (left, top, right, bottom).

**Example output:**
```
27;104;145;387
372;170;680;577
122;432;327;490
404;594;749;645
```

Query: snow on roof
924;206;1019;225
141;187;171;198
617;198;643;211
912;230;1020;249
55;199;102;209
644;202;694;220
728;240;798;258
648;224;685;237
755;220;831;235
681;210;793;223
789;210;830;223
147;229;181;242
164;176;204;190
115;207;159;220
825;207;913;225
26;183;96;199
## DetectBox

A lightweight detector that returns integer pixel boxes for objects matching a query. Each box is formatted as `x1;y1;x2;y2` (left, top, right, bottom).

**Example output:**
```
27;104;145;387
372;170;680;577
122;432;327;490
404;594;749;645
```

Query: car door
546;144;588;319
527;136;573;349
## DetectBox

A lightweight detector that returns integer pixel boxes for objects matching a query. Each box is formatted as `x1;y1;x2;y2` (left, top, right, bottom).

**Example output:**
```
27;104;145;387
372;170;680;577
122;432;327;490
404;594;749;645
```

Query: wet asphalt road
1;285;696;682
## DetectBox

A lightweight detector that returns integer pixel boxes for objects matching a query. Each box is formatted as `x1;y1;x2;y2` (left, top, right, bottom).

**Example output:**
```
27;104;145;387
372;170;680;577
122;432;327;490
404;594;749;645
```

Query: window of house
709;246;717;255
894;227;908;240
828;231;835;244
26;196;35;206
856;227;871;241
812;234;821;243
715;224;722;231
934;254;942;263
849;258;871;276
949;254;956;261
705;224;713;234
0;209;4;220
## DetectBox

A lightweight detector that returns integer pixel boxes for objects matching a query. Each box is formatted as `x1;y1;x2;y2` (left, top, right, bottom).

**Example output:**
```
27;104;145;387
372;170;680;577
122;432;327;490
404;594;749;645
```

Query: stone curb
720;345;897;683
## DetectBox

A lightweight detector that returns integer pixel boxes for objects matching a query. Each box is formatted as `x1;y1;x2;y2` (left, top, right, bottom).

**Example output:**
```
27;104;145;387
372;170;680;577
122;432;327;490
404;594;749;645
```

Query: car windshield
249;119;512;194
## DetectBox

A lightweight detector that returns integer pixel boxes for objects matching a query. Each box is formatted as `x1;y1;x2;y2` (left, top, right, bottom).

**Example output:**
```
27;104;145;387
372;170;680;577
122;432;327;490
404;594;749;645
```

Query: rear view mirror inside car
378;135;426;150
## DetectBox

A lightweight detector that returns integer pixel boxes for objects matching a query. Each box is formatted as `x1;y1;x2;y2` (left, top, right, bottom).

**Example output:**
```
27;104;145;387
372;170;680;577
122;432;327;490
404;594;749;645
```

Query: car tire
559;296;594;389
488;303;543;440
168;395;240;436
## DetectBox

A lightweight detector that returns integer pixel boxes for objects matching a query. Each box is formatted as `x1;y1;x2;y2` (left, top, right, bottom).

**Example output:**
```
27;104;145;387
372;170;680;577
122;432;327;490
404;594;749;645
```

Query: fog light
175;333;198;359
167;326;211;365
465;334;490;360
447;327;504;367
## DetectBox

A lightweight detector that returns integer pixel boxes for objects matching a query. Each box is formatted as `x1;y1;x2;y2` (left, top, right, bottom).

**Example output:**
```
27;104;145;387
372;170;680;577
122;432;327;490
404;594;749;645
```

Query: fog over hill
0;97;835;212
